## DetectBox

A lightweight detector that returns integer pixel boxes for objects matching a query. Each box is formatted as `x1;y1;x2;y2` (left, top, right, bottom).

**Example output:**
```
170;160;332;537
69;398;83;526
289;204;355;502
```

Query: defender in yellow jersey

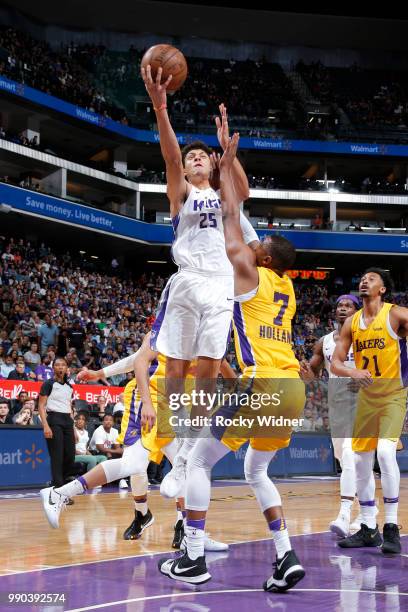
159;130;305;592
332;268;408;554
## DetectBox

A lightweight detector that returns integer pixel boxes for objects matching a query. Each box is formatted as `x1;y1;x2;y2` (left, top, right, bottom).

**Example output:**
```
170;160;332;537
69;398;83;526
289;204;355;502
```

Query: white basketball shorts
150;270;233;360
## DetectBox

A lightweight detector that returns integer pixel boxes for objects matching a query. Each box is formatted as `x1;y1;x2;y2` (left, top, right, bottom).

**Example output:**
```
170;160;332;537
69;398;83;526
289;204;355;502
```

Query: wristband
153;104;167;112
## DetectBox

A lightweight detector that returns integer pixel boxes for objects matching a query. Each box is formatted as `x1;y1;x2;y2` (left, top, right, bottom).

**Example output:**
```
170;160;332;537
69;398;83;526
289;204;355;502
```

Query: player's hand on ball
215;103;230;150
220;132;240;169
350;369;373;388
141;402;156;432
141;65;172;108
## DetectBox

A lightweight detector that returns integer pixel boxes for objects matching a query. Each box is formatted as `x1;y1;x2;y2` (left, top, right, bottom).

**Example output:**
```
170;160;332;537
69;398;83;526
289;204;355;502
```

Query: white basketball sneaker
40;486;69;529
181;533;229;552
329;513;350;537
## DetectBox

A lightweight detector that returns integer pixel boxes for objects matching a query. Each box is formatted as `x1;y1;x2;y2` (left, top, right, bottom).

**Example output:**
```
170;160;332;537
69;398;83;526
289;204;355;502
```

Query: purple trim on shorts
233;302;255;367
384;497;399;504
360;500;376;507
269;518;287;531
399;338;408;387
186;518;206;531
78;476;88;491
150;281;173;351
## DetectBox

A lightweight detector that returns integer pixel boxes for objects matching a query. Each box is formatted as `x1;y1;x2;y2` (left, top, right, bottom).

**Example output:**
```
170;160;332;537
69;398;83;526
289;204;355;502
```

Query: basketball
140;44;188;92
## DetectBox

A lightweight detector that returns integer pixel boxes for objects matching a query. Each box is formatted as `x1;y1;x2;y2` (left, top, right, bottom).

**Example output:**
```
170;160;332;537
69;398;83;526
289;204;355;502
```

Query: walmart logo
24;444;43;470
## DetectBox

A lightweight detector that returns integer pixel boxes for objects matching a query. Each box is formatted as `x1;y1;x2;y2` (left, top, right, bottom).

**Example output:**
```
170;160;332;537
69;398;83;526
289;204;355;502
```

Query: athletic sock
134;495;148;516
55;476;87;498
339;498;353;517
186;518;206;560
384;497;398;525
360;500;377;529
269;517;291;559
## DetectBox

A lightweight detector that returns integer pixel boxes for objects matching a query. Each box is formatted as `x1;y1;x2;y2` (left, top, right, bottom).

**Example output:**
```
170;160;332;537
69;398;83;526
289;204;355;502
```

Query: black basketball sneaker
123;509;154;540
172;519;184;549
263;550;305;592
338;523;382;548
381;523;401;554
158;553;211;585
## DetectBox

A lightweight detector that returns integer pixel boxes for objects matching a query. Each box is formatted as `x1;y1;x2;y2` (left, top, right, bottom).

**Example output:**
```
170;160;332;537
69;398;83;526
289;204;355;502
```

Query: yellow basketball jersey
351;302;408;392
117;353;197;446
117;353;166;445
233;266;299;374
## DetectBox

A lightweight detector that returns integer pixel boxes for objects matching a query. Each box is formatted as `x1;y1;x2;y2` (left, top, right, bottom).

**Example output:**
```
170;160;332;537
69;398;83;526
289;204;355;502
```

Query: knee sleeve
340;443;356;498
355;450;375;503
244;446;281;512
332;437;344;463
377;439;399;499
185;437;229;511
162;439;179;465
131;473;148;497
101;440;149;483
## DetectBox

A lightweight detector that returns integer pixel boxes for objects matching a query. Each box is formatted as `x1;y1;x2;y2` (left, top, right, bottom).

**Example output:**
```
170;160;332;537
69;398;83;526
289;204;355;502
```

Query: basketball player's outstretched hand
215;103;229;150
141;65;173;108
77;367;98;382
220;133;240;169
141;402;156;432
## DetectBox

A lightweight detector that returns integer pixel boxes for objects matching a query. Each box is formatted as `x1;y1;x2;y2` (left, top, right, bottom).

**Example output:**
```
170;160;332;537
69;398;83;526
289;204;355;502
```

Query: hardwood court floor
1;476;408;575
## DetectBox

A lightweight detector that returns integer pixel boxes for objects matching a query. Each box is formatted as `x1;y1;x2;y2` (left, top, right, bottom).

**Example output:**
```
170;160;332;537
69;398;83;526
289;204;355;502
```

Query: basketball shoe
158;552;211;585
263;550;305;592
123;509;154;540
40;486;69;528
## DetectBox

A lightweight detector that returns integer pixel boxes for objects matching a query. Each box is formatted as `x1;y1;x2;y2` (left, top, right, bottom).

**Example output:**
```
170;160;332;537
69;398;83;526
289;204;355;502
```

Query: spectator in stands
0;354;15;378
24;342;41;371
38;314;58;356
67;319;86;359
35;355;54;381
0;398;13;424
113;392;124;416
92;394;113;419
74;412;107;472
11;390;28;416
88;413;122;458
23;398;42;426
7;360;30;381
13;404;34;426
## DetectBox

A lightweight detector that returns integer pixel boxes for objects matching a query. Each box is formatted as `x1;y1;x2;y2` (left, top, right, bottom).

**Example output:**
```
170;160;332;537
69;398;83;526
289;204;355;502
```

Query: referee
38;357;76;488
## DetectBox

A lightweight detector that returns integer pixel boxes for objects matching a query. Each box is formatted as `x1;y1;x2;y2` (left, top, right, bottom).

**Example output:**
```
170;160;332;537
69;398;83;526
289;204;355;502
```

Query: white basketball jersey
322;331;355;378
171;186;257;275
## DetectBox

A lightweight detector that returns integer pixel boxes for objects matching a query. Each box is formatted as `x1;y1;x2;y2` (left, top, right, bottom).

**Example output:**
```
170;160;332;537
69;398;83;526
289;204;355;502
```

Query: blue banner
2;183;408;254
2;74;408;157
212;433;335;478
0;427;51;487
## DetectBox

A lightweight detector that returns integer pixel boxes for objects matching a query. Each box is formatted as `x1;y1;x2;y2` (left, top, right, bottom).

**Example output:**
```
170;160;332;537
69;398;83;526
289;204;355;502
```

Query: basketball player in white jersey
142;67;257;496
300;295;360;536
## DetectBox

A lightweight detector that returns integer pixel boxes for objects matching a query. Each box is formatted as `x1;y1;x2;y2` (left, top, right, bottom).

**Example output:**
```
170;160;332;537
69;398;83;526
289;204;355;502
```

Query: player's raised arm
133;333;158;432
216;104;250;203
141;65;187;216
220;134;258;294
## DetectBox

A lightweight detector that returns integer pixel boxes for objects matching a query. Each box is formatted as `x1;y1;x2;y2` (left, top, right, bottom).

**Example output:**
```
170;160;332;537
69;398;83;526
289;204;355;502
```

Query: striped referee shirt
40;377;73;414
